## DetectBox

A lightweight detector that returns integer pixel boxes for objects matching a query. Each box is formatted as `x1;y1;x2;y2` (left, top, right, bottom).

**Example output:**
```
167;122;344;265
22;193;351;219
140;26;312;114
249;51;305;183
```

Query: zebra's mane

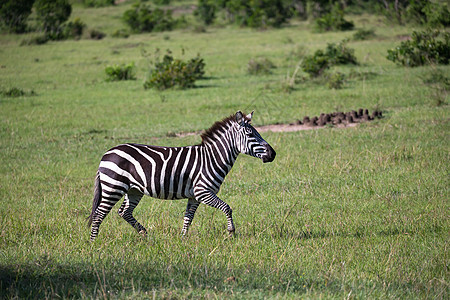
200;113;250;144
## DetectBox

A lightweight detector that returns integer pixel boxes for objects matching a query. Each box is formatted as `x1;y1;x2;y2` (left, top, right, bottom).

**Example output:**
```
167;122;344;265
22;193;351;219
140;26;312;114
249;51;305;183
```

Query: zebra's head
235;111;276;163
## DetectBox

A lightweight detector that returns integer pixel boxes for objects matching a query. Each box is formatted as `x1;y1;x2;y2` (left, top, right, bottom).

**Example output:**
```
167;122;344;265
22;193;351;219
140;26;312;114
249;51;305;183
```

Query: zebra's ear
246;111;254;122
235;111;244;126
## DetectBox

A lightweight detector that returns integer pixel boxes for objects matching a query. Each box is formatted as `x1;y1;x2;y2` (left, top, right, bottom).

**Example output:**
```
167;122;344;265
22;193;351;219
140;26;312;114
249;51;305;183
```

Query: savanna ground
0;1;448;299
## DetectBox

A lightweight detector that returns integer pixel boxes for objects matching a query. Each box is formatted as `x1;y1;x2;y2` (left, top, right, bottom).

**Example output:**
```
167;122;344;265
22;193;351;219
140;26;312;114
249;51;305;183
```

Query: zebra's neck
200;120;240;175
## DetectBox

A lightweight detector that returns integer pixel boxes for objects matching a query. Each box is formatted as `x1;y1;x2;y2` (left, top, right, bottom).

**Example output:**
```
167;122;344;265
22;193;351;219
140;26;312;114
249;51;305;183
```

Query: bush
89;28;106;40
153;0;171;5
144;50;205;90
325;40;358;65
112;29;130;38
105;63;136;81
217;0;294;28
62;17;85;39
301;40;358;78
377;0;449;27
123;2;174;33
82;0;115;8
20;34;49;46
194;0;216;25
353;28;376;41
34;0;72;39
193;25;207;33
0;0;34;33
406;0;450;28
247;58;276;75
326;72;346;89
314;3;354;32
387;30;450;67
301;50;330;77
0;87;36;97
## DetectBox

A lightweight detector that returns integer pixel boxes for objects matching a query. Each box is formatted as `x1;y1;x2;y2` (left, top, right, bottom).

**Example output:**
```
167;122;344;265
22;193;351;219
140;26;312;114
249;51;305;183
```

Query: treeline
0;0;97;43
1;0;448;36
195;0;449;28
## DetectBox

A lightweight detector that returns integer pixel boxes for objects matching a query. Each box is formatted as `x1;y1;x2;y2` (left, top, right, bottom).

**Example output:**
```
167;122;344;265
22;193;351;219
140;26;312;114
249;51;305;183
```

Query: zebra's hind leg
181;198;200;236
90;195;123;242
118;189;147;237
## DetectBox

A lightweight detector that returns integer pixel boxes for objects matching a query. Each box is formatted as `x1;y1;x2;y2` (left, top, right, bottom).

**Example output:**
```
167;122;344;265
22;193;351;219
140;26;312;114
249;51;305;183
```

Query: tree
0;0;35;33
194;0;216;25
34;0;72;37
216;0;294;28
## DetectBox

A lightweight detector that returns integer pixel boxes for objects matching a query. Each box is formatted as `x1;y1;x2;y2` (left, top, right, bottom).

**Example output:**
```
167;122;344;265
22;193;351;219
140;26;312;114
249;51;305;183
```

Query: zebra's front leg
181;198;200;236
195;189;235;235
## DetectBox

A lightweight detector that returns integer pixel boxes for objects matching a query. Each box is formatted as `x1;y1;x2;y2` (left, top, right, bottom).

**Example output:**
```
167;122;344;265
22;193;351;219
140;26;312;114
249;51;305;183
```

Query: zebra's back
98;143;202;200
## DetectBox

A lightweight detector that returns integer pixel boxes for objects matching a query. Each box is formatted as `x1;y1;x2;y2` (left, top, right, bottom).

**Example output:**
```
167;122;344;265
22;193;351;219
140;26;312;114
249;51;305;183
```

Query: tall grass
0;6;448;299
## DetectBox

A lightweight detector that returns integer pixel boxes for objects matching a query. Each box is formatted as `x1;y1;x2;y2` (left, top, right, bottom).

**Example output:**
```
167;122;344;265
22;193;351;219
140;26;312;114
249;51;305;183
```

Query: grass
0;3;448;299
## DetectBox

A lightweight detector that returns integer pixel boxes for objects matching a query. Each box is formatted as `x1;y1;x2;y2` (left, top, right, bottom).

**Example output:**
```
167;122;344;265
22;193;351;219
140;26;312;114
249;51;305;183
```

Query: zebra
87;111;276;241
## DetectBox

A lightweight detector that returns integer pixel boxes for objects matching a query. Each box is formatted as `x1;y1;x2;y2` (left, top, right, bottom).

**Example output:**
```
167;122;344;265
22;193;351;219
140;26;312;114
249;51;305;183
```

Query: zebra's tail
87;171;101;227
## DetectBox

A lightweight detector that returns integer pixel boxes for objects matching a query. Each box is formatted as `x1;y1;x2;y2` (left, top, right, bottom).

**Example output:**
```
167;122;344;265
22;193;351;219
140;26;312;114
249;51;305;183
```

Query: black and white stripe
88;111;276;241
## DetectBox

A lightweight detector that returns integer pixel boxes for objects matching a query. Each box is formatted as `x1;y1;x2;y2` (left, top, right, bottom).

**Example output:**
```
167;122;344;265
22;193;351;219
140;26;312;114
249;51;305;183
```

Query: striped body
100;144;203;200
88;111;275;241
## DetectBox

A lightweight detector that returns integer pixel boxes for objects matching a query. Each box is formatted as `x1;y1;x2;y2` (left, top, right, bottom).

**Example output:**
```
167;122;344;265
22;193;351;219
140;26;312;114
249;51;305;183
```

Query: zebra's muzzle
261;144;276;163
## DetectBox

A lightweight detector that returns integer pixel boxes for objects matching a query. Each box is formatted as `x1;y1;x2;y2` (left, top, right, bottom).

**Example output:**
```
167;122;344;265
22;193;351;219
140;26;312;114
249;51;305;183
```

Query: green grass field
0;2;448;299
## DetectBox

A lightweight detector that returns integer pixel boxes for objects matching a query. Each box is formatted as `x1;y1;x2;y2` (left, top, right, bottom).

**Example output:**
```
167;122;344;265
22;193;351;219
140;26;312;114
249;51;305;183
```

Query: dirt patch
175;109;383;137
396;34;411;41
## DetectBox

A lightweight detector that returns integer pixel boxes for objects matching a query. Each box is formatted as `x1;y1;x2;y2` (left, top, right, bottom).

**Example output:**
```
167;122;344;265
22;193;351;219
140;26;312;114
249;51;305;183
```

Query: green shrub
144;51;205;90
387;30;449;67
247;58;276;75
326;72;346;89
193;25;207;33
301;50;330;77
301;40;358;78
406;0;450;28
62;17;85;40
1;87;36;97
377;0;449;27
325;40;358;65
421;2;450;28
105;63;136;81
89;28;106;40
173;14;188;30
314;3;354;32
123;2;174;33
111;29;130;38
153;0;171;5
82;0;115;8
217;0;294;28
353;28;376;41
34;0;72;39
0;0;34;33
20;34;49;46
194;0;216;25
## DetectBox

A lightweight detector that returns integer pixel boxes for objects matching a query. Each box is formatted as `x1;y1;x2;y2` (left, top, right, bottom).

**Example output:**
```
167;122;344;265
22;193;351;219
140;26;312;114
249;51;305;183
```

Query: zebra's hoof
139;230;147;237
228;229;236;237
